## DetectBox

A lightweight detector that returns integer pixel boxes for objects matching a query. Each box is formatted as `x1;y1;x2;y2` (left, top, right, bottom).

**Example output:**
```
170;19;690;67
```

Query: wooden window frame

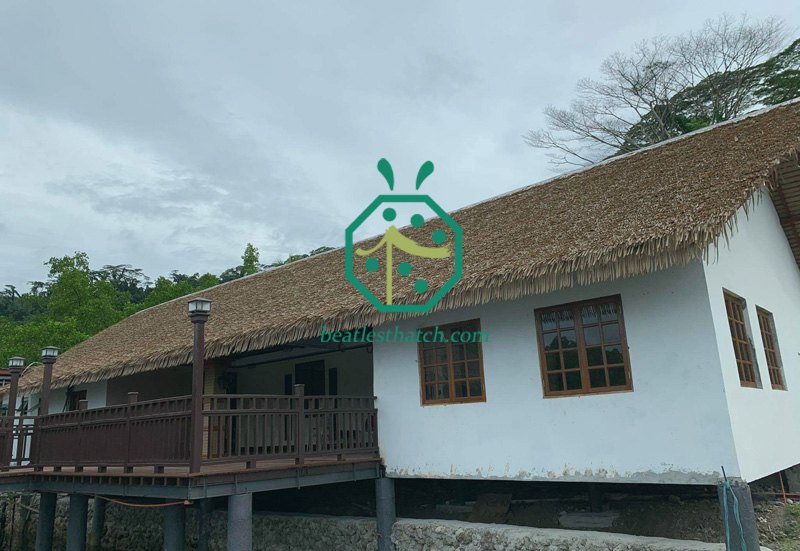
535;295;633;398
418;319;486;406
756;307;786;390
723;291;760;388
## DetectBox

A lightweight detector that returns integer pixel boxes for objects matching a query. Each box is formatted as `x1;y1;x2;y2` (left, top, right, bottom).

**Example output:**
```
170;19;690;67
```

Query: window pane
581;305;599;325
540;312;557;331
468;380;482;397
583;325;601;346
546;353;561;371
557;309;574;328
536;297;630;397
603;323;620;343
563;350;579;370
560;330;577;348
600;302;618;321
548;373;564;391
565;371;582;390
589;368;607;388
419;319;485;404
542;331;559;351
608;367;627;386
587;347;603;366
605;345;624;364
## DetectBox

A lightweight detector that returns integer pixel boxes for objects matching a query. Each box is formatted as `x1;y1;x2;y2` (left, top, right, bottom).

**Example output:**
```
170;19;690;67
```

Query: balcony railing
0;390;378;473
0;415;35;469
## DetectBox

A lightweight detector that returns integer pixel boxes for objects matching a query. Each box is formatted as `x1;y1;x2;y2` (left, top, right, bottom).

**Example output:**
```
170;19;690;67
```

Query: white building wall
23;381;108;415
374;262;738;484
703;193;800;482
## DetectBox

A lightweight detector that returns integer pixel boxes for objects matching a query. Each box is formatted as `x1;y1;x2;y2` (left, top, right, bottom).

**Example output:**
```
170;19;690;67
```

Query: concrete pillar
88;496;107;551
34;492;57;551
718;479;760;551
198;499;213;551
376;477;396;551
66;493;89;551
227;493;252;551
163;503;186;551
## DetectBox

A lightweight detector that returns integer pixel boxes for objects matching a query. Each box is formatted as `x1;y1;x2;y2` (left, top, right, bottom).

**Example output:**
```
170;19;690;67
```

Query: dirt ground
255;478;800;549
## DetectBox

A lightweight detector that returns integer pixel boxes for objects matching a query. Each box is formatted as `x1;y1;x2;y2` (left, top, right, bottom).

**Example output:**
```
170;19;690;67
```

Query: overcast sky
1;1;798;289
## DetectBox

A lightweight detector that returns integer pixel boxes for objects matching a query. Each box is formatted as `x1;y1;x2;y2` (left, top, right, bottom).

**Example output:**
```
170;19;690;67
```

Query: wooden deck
0;392;382;499
0;454;382;499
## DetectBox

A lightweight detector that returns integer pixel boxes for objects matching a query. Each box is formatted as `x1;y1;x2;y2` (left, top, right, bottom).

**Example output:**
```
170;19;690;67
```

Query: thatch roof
15;100;800;393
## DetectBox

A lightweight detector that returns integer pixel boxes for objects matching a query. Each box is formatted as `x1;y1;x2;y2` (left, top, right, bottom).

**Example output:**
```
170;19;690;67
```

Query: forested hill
0;244;333;364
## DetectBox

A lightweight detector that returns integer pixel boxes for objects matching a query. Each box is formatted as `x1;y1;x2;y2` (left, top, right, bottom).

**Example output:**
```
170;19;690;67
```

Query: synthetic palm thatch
14;100;800;393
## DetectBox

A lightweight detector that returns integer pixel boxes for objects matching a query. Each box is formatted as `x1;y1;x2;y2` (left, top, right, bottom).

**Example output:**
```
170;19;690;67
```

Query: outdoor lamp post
6;357;24;418
40;346;59;417
188;298;211;473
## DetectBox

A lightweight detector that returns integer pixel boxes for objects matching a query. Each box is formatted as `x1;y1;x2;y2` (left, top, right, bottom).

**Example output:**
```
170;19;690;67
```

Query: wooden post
39;358;55;417
190;317;207;474
4;365;21;467
75;400;88;472
294;384;305;465
6;366;20;421
124;392;138;474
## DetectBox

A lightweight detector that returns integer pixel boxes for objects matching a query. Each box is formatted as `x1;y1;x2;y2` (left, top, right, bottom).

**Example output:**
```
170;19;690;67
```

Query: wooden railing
203;394;378;466
1;391;378;472
0;415;35;468
33;395;192;470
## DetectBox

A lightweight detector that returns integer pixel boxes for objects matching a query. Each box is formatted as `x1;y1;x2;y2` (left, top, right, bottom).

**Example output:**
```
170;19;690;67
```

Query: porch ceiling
771;158;800;268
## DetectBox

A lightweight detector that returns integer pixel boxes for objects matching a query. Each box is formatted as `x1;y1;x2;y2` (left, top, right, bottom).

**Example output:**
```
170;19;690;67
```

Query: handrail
2;392;378;472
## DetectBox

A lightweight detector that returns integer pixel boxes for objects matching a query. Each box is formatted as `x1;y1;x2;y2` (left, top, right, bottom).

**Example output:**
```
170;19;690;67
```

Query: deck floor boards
0;453;379;481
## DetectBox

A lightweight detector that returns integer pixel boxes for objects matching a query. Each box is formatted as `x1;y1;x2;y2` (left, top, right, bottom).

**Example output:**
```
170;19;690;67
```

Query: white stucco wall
22;381;108;415
703;193;800;482
374;262;738;484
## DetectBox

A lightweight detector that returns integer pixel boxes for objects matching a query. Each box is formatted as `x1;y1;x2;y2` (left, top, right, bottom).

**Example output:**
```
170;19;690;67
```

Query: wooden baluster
74;400;88;472
124;392;138;474
14;417;26;467
294;385;305;465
